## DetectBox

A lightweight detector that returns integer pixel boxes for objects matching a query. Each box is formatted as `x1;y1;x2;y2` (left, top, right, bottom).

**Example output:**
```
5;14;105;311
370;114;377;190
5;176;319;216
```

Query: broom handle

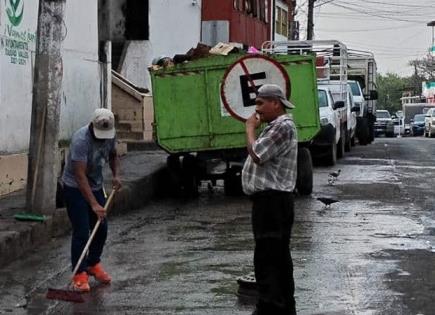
71;189;116;277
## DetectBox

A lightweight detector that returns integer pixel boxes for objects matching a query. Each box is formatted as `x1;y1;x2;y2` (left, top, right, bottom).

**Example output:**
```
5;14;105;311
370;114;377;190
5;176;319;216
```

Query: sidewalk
0;149;167;267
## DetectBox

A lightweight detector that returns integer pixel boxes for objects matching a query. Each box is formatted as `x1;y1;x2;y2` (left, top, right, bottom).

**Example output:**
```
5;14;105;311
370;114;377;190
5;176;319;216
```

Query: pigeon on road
316;197;339;208
328;169;341;185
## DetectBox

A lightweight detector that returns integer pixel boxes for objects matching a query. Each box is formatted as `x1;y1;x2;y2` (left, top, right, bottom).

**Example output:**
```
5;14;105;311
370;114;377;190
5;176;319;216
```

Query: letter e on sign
220;55;290;122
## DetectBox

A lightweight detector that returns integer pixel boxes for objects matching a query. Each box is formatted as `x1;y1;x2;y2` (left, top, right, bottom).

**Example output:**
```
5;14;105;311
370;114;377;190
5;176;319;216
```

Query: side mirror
364;90;378;100
333;101;345;110
351;106;360;113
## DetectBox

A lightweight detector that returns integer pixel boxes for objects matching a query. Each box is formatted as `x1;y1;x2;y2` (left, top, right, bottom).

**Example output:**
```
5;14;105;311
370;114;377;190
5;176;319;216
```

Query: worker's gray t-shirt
62;125;115;191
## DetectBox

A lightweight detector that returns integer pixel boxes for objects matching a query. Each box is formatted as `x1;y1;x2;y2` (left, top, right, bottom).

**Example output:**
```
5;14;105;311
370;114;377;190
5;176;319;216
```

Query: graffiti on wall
1;0;36;66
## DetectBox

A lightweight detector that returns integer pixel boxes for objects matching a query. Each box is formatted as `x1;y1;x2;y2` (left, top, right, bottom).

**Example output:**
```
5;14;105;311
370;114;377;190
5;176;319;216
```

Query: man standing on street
62;108;121;292
242;84;298;315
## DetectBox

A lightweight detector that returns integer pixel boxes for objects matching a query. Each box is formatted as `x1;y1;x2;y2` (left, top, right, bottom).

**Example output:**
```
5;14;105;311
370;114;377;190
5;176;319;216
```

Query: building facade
0;0;102;195
202;0;295;48
101;0;202;90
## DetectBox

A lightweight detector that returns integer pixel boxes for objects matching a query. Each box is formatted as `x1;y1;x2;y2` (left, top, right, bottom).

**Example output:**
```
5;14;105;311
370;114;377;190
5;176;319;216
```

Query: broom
46;189;116;303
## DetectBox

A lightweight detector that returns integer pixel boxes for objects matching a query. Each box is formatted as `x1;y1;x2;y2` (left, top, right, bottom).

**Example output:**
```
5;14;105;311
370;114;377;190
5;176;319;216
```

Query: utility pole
98;0;112;109
307;0;315;40
26;0;66;215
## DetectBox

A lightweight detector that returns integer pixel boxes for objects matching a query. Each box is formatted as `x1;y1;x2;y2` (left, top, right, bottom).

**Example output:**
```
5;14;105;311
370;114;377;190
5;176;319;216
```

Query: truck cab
348;80;365;116
319;81;357;152
311;86;345;166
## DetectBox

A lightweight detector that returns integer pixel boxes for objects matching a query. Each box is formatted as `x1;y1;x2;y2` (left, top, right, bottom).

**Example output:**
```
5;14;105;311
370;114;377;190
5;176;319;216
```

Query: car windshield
377;111;390;118
318;90;328;107
414;114;425;122
349;82;361;96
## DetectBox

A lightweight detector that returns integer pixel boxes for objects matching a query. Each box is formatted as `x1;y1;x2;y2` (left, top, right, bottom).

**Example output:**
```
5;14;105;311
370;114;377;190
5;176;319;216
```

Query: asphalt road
2;137;435;315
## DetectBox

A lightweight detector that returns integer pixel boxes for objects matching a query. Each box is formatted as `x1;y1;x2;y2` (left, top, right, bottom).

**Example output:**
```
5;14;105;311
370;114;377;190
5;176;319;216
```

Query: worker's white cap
92;108;115;139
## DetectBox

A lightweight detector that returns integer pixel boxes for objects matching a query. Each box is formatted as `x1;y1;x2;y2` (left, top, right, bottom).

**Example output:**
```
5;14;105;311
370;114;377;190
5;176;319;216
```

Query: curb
0;165;166;268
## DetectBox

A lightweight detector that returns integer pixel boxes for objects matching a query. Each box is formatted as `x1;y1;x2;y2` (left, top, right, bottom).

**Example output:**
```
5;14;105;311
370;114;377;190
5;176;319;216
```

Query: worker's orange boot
87;263;112;284
72;271;90;292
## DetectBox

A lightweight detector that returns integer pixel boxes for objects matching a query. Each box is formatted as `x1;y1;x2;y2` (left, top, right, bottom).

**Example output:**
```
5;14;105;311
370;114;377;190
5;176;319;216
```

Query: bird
328;169;341;185
316;197;339;208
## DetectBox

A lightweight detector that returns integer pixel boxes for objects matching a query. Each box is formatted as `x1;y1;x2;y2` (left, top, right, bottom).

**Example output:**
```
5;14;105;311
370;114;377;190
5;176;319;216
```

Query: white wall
149;0;201;59
0;0;38;154
60;0;101;139
0;0;101;154
120;41;154;90
120;0;202;89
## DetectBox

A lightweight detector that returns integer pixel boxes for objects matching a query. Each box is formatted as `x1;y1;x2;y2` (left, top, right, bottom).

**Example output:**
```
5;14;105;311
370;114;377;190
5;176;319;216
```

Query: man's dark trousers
251;190;296;315
64;185;108;273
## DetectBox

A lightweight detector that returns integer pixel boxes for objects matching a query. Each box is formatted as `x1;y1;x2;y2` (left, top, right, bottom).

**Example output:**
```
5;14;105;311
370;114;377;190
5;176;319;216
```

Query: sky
295;0;434;76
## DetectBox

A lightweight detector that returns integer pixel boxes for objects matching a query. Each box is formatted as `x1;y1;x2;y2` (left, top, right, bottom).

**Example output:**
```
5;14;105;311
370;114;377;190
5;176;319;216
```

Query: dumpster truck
347;50;378;145
150;52;320;197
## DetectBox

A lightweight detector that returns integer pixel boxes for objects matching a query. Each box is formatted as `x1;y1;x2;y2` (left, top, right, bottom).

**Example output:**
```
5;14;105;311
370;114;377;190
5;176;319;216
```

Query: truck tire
166;155;182;197
337;134;345;159
224;166;244;196
358;118;369;145
345;130;351;152
325;140;337;166
181;154;199;197
368;121;375;143
296;147;313;195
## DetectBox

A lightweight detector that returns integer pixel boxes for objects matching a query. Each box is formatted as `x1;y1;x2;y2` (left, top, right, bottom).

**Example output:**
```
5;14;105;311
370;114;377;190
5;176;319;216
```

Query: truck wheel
325;141;337;166
181;155;199;198
337;135;345;159
368;122;375;143
358;118;369;145
345;130;351;152
166;155;182;197
224;166;243;196
296;147;313;195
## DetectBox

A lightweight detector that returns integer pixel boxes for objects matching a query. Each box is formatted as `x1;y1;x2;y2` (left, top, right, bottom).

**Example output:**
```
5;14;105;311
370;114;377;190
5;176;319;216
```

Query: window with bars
275;6;288;37
234;0;268;23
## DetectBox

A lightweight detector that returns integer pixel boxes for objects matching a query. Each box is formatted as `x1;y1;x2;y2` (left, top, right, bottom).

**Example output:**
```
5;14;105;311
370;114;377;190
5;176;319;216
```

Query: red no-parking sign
220;55;291;122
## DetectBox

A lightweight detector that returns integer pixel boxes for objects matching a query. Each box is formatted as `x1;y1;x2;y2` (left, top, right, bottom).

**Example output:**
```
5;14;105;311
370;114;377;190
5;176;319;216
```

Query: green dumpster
150;53;320;196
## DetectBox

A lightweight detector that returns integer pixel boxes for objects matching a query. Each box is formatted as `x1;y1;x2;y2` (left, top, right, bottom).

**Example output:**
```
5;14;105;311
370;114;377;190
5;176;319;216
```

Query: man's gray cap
257;84;295;109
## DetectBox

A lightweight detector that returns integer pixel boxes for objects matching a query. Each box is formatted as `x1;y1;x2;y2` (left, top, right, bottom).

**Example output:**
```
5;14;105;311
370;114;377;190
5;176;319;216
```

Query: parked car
374;110;394;137
410;114;425;136
424;108;435;137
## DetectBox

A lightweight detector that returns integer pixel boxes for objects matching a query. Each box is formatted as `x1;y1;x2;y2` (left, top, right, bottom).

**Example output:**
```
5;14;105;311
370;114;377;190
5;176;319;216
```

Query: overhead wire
311;0;433;71
328;2;426;23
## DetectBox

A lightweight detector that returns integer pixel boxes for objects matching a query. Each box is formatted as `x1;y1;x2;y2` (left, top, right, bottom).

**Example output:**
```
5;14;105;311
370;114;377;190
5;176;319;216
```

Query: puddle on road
372;249;435;315
315;164;399;185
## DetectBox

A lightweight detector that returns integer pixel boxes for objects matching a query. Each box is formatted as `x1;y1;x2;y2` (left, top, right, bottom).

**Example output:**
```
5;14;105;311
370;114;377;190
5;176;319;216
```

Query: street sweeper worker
62;108;121;292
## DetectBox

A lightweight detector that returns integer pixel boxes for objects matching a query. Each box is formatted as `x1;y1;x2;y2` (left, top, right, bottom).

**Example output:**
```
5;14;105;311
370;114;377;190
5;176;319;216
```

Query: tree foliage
376;55;434;114
376;73;406;114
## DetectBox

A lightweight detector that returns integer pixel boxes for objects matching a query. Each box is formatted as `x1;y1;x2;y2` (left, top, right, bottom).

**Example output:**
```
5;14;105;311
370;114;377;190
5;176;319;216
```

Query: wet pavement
2;137;435;314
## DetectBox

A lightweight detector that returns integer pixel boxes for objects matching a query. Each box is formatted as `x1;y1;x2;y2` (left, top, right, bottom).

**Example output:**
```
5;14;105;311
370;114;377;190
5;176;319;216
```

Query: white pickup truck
311;85;346;166
321;81;357;151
